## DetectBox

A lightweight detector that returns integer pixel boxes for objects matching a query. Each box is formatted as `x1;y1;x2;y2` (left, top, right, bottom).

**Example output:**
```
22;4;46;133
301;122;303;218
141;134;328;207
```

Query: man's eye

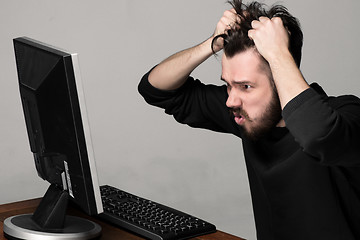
242;85;251;90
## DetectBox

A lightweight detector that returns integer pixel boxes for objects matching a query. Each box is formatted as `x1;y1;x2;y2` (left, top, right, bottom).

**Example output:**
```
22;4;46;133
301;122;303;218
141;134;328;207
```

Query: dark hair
212;0;303;67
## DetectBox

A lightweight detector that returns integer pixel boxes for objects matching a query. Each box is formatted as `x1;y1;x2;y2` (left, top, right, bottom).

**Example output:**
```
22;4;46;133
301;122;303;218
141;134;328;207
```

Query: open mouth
230;108;252;125
234;115;245;125
231;111;245;125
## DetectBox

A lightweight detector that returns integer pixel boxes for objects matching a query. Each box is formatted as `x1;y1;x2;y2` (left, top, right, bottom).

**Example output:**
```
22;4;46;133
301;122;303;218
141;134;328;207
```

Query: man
138;0;360;239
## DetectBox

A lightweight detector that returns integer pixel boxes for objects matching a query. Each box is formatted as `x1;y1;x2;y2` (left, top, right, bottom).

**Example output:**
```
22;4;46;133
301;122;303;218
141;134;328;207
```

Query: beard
231;90;282;141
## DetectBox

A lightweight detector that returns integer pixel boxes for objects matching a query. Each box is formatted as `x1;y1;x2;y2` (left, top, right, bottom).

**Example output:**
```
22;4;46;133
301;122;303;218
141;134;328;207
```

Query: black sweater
138;70;360;240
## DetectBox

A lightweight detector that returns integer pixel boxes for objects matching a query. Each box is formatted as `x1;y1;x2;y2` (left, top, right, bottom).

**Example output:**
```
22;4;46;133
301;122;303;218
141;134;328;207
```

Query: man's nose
226;90;242;109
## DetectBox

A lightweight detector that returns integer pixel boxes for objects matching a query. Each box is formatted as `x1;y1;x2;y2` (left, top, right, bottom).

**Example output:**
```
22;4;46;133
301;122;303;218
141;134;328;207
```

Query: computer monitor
4;37;103;240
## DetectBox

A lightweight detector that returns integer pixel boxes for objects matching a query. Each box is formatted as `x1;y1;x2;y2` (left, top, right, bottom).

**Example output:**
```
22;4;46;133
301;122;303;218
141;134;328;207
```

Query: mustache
229;108;252;122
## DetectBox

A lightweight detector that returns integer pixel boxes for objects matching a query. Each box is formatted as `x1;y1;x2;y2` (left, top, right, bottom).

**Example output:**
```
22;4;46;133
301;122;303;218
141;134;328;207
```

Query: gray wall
1;0;359;239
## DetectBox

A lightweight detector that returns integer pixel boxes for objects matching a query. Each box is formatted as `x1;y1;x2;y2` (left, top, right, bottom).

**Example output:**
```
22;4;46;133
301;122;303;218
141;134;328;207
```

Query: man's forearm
249;17;310;109
148;37;214;91
269;51;310;109
147;8;239;91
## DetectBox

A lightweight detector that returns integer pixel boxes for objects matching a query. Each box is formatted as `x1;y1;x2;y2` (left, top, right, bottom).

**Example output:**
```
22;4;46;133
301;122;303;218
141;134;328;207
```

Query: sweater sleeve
138;68;240;136
282;86;360;166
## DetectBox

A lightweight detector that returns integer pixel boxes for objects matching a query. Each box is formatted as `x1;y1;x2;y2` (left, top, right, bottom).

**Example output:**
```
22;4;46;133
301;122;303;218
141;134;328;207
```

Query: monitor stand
3;184;102;240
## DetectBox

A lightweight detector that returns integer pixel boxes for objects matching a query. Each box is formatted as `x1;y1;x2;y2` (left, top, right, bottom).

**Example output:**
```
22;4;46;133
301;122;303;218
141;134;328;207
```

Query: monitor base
4;214;101;240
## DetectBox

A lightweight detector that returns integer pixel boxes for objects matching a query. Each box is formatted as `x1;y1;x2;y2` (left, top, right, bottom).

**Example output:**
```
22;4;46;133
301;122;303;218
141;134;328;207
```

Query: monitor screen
13;37;103;216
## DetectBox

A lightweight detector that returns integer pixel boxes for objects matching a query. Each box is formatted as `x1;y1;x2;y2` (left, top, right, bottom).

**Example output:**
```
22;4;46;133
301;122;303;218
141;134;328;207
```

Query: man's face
221;49;283;140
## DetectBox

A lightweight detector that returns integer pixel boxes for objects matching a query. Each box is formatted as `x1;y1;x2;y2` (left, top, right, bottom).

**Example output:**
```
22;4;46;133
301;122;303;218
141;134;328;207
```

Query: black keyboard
98;185;216;240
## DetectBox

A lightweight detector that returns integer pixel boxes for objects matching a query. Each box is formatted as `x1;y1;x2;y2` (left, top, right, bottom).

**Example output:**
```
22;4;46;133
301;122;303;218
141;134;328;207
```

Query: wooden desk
0;198;245;240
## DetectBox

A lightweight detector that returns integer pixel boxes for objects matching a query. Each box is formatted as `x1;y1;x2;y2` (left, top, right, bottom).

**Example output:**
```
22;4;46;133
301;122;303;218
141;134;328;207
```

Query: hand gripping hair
212;0;303;67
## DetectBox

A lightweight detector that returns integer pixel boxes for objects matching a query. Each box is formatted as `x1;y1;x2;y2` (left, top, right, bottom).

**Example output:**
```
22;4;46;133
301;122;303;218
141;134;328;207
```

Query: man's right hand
212;8;240;53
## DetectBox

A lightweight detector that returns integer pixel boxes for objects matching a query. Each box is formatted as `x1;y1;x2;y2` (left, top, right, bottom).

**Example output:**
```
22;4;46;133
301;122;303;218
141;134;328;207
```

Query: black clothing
138;70;360;240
